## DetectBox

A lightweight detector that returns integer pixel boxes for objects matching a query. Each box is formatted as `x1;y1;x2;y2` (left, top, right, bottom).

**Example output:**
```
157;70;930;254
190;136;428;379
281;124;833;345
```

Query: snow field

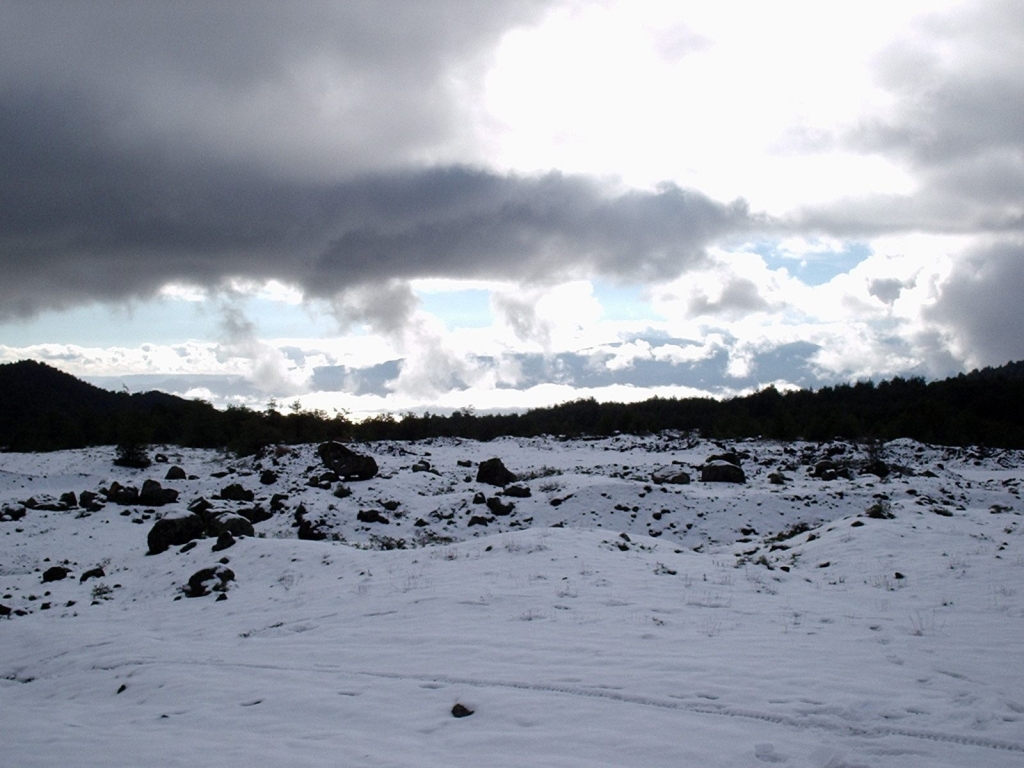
2;436;1023;766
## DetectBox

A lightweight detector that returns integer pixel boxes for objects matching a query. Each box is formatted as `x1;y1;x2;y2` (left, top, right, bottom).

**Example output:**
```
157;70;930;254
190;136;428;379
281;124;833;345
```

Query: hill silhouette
4;359;1024;452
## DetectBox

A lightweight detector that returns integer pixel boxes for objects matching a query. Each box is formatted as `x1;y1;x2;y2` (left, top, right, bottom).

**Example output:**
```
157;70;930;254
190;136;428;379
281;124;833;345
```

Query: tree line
3;359;1024;454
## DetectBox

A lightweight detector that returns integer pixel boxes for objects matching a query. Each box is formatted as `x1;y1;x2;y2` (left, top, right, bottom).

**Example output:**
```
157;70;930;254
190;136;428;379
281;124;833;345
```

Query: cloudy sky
2;0;1022;417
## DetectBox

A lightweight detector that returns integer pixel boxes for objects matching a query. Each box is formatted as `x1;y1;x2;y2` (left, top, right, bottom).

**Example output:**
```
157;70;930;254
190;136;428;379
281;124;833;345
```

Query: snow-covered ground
2;434;1023;767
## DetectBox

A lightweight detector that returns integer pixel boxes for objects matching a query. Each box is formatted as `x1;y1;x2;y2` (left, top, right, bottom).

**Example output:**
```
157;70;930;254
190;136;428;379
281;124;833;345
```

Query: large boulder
207;512;255;539
218;483;255;502
148;510;206;554
105;482;140;505
860;459;890;479
79;490;103;511
503;484;532;498
707;451;745;466
294;504;328;541
476;458;516;487
651;466;691;485
357;509;390;525
24;495;70;512
486;497;514;516
317;442;378;481
183;566;234;598
139;479;179;506
700;460;746;484
238;505;273;524
42;566;71;583
0;503;27;522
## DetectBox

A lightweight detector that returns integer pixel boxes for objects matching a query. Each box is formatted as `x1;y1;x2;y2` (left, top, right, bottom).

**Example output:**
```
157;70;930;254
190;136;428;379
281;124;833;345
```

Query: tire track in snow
359;670;1024;754
68;656;1024;755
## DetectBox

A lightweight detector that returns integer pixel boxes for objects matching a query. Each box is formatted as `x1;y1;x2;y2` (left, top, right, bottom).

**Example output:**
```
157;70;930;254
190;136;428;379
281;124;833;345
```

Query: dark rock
295;504;328;541
59;491;78;508
381;500;400;512
0;604;11;617
211;531;236;552
700;461;746;483
486;497;514;516
139;479;178;507
179;541;197;553
183;565;234;597
25;495;69;512
208;512;255;538
414;518;429;527
357;509;390;525
812;460;838;481
188;497;214;517
270;494;289;512
154;453;169;463
317;442;378;481
42;566;71;583
707;452;742;466
79;490;103;511
477;458;516;487
165;466;187;481
861;459;890;479
502;484;532;498
768;472;788;485
105;482;140;505
80;567;105;583
218;483;255;503
468;516;493;527
0;503;27;522
238;505;273;524
148;511;206;554
457;459;473;468
651;467;691;485
451;703;474;718
411;460;433;473
259;469;278;485
472;492;486;505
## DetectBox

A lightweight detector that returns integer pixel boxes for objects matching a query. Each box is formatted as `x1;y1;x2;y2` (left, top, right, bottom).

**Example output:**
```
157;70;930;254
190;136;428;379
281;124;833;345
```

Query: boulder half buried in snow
700;460;746;484
148;509;206;554
317;442;378;481
476;458;516;487
651;466;691;485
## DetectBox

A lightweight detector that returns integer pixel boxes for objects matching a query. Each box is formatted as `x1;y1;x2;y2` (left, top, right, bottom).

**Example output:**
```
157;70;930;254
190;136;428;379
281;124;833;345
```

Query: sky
2;0;1023;417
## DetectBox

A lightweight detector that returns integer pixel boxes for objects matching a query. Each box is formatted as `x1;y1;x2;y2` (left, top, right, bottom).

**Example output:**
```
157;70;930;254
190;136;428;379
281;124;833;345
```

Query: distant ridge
0;360;213;451
0;360;350;453
4;359;1024;452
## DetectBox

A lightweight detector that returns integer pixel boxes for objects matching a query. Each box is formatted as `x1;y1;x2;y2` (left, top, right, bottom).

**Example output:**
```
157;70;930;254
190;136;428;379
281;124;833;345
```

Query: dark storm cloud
0;1;756;321
308;174;754;296
926;239;1024;368
0;1;551;177
796;0;1024;237
0;94;754;318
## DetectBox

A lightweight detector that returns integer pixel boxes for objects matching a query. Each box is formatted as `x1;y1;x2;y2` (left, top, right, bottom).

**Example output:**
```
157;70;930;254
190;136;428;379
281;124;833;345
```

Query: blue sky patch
753;240;872;286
